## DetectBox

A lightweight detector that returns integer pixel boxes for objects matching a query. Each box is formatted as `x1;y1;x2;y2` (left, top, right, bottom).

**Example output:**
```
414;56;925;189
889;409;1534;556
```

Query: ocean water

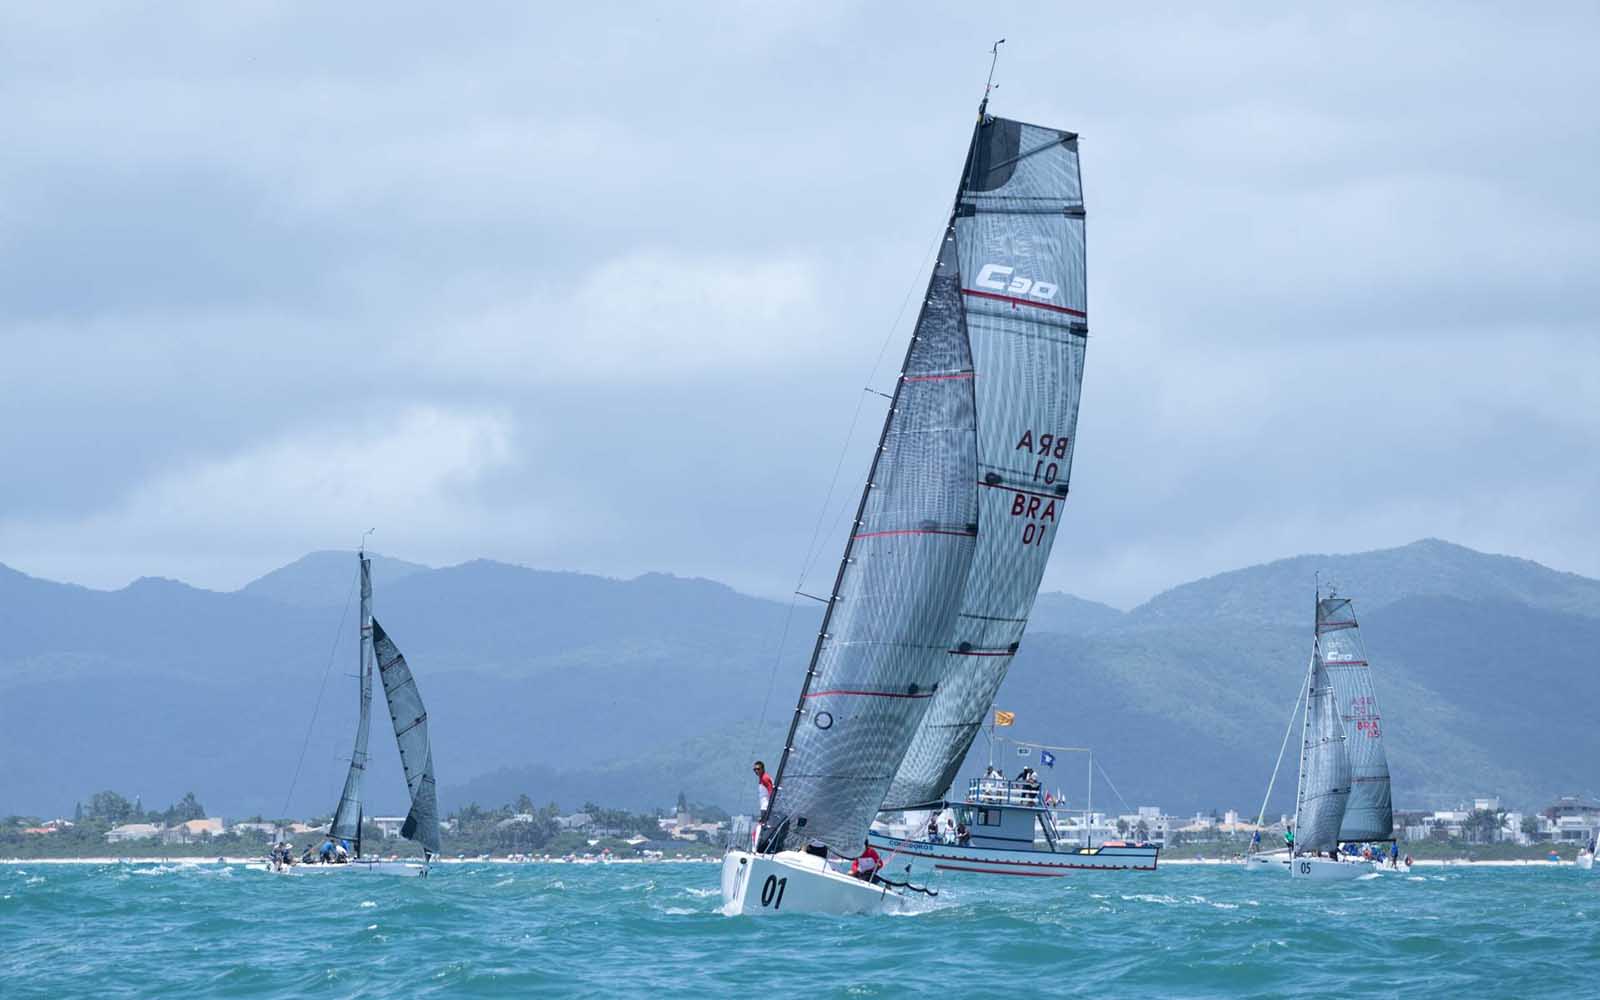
4;861;1598;998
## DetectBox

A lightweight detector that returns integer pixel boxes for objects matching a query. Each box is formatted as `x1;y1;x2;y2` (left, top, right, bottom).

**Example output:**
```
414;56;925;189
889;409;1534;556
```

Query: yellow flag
994;710;1015;727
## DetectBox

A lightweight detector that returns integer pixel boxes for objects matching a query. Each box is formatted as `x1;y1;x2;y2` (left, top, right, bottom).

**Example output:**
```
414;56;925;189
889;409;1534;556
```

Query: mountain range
2;538;1595;822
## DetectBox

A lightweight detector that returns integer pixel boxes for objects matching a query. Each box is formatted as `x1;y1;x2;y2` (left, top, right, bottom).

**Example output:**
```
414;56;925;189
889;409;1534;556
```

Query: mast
329;550;374;851
1292;650;1312;856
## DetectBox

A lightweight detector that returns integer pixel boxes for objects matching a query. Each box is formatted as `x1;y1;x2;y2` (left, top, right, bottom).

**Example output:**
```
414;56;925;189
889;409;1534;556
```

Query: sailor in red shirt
753;760;775;816
850;839;883;882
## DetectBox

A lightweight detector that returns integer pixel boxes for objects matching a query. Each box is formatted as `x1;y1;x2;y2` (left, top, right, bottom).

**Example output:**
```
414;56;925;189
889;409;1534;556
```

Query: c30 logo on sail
975;264;1058;301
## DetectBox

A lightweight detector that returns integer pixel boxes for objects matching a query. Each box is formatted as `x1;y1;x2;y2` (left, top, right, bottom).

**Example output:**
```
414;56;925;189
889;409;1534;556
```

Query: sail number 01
760;874;788;909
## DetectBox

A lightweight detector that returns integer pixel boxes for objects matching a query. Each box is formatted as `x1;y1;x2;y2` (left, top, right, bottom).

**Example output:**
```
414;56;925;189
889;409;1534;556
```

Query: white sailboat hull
1244;850;1291;873
269;860;427;877
1577;852;1594;871
868;833;1156;878
1288;855;1369;881
721;850;913;916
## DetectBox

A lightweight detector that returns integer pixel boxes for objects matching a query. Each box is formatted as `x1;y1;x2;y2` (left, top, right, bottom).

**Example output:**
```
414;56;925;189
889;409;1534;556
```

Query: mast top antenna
978;38;1005;119
360;527;375;557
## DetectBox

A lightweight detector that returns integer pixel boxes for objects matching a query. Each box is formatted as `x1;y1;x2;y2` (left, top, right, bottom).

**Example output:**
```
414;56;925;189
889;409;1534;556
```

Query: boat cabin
913;778;1067;852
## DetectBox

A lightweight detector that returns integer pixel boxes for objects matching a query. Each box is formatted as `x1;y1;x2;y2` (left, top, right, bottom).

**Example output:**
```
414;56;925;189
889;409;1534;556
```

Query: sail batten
328;556;373;847
1317;597;1393;840
373;617;440;856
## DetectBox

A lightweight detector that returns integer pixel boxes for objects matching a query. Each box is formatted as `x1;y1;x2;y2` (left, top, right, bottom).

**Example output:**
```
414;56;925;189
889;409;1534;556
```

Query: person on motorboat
850;839;883;882
955;821;970;846
926;814;940;843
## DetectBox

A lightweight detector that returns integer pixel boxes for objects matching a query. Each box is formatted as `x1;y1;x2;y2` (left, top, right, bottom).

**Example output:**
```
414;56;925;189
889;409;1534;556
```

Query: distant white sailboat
1251;589;1399;880
724;53;1092;915
269;548;439;877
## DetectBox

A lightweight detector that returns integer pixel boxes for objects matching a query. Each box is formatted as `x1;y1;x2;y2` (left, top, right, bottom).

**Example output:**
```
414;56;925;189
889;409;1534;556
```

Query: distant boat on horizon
1248;589;1402;880
269;548;440;877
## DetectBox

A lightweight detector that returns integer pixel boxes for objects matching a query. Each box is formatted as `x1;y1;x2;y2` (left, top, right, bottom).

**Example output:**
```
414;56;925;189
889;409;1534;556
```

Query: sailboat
722;58;1092;915
275;549;440;876
1250;590;1395;880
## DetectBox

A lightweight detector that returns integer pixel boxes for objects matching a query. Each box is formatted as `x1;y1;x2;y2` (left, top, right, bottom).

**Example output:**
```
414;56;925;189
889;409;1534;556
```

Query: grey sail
1295;648;1352;851
373;618;440;855
885;114;1089;808
762;197;980;857
328;555;374;851
1317;596;1393;841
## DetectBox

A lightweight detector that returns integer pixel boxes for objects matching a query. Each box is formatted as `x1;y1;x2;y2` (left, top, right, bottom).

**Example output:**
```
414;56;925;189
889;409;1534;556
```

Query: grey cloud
1;2;1596;607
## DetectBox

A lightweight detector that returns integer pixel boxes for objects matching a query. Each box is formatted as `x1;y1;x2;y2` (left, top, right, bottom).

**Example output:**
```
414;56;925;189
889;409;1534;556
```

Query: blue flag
1040;750;1056;768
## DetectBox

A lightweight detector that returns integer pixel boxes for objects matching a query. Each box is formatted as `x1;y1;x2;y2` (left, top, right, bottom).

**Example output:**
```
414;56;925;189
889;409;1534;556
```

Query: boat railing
966;777;1042;807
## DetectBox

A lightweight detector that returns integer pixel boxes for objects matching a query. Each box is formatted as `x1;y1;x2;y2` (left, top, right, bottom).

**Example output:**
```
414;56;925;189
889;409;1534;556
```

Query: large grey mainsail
762;196;981;859
1294;647;1352;852
373;618;440;855
1317;596;1393;840
885;114;1089;808
328;555;374;852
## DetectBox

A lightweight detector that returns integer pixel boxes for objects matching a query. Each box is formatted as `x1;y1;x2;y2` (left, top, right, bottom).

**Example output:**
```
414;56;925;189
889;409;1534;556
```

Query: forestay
329;556;374;849
1295;648;1352;852
762;212;980;858
374;619;440;855
1317;597;1393;841
885;114;1089;808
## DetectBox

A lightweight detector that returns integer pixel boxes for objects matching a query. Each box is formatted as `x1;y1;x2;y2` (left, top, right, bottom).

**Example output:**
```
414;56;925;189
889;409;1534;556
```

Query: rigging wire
1253;656;1313;838
744;219;952;766
1093;758;1136;817
278;566;359;818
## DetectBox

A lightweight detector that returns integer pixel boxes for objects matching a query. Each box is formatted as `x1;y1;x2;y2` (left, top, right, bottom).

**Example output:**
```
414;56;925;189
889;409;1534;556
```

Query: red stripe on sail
961;288;1087;316
804;689;935;700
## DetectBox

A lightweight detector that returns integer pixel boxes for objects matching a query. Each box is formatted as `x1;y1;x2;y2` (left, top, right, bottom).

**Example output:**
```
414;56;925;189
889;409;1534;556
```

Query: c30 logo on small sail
975;264;1058;301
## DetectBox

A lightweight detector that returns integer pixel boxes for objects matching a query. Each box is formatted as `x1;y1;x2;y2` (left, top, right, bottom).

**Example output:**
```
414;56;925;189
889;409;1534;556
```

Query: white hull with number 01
1288;856;1369;881
721;850;913;916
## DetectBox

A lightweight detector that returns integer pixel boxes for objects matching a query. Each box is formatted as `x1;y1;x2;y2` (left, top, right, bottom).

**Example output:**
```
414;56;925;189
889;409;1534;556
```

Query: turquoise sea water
4;861;1598;997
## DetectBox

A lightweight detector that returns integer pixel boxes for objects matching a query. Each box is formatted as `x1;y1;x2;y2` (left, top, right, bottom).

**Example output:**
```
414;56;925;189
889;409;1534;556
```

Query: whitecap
360;900;377;908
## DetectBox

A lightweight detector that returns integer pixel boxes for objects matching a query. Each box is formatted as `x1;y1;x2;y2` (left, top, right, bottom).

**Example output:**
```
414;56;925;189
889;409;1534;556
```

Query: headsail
373;618;440;855
1294;647;1352;851
762;200;980;858
885;113;1089;808
1317;596;1393;840
328;554;374;851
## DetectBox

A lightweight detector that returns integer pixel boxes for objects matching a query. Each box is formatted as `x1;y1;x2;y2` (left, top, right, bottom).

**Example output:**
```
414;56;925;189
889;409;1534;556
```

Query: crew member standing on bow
753;760;775;818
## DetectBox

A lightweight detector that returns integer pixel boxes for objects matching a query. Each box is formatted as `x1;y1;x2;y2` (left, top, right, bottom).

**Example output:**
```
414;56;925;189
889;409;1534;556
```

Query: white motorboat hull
721;850;913;916
868;833;1157;878
1289;856;1369;881
1245;850;1291;873
269;860;427;877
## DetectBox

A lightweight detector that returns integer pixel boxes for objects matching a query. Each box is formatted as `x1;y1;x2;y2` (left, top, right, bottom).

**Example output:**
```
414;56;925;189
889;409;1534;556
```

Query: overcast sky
2;2;1595;608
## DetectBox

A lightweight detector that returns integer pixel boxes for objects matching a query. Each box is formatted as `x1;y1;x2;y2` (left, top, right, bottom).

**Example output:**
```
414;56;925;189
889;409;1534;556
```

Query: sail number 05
760;874;788;909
